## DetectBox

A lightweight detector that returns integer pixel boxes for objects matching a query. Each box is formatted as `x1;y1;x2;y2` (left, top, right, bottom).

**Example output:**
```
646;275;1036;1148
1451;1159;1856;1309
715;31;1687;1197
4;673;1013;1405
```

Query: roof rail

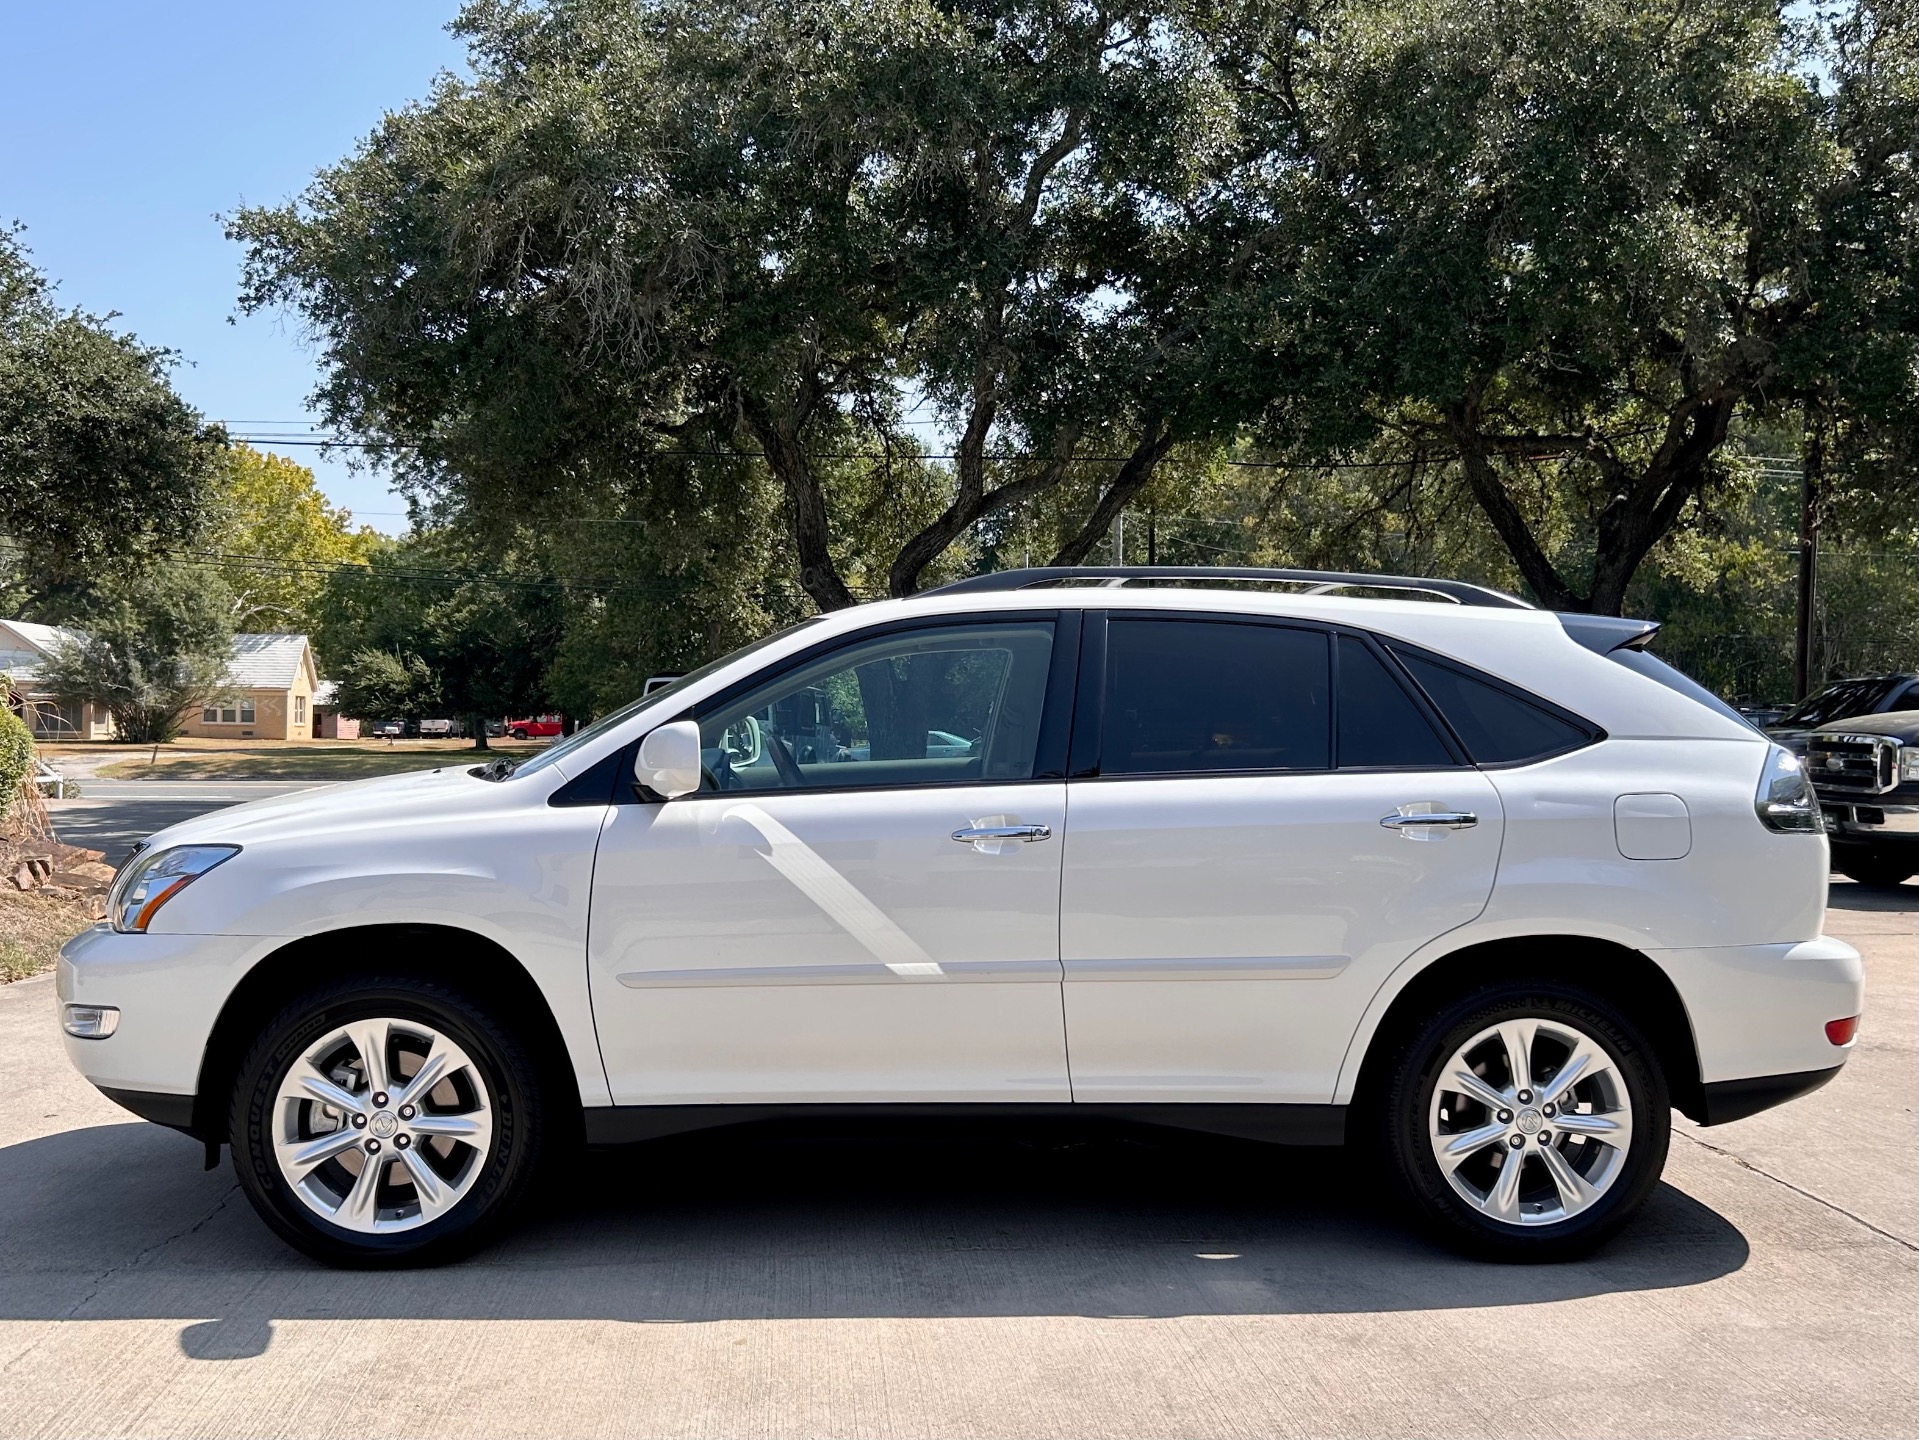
920;566;1533;610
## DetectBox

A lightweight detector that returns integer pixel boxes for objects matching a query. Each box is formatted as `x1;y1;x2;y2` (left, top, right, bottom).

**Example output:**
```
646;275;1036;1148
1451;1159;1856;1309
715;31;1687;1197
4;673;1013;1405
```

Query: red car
505;715;563;740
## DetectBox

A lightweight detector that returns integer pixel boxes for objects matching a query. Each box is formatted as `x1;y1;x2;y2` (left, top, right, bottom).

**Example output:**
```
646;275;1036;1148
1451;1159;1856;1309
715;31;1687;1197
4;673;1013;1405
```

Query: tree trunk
739;392;856;613
470;713;489;750
1050;426;1174;566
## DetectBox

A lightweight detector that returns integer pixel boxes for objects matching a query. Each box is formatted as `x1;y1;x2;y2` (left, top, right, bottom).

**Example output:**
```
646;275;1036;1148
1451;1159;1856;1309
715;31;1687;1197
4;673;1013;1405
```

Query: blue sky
1;2;469;534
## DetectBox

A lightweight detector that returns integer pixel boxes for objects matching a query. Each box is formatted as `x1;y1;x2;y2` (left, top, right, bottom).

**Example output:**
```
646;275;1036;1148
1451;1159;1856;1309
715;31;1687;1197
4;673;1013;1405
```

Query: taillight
1825;1016;1859;1046
1754;746;1822;833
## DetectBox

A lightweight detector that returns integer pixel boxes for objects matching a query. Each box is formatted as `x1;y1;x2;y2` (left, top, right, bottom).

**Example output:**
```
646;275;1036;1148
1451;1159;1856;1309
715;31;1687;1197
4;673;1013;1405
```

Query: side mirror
635;719;703;799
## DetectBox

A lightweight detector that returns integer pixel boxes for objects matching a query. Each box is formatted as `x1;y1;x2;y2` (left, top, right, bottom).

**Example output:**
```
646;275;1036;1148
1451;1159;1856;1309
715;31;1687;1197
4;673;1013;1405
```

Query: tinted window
1777;678;1894;729
698;622;1054;791
1392;649;1594;765
1103;620;1329;775
1337;636;1455;767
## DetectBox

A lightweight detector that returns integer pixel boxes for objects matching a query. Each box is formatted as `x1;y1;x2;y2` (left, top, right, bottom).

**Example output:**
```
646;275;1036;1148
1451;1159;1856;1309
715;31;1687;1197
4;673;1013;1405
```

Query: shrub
0;702;35;824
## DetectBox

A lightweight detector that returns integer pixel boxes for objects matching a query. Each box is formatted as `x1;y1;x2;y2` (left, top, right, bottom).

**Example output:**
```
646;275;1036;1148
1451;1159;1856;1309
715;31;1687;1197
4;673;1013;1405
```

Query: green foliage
311;529;563;745
0;227;227;580
227;0;1244;611
207;444;381;631
34;563;237;744
0;692;34;824
1204;0;1918;612
334;648;441;722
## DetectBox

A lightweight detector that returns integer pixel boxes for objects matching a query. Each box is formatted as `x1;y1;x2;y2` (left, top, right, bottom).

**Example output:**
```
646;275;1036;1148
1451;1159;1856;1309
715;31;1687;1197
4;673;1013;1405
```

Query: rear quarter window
1387;645;1600;766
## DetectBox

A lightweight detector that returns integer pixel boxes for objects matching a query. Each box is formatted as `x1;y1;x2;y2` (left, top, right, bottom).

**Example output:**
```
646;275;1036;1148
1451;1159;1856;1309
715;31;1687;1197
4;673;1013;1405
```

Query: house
311;680;359;739
1;621;321;742
177;634;320;741
0;619;116;739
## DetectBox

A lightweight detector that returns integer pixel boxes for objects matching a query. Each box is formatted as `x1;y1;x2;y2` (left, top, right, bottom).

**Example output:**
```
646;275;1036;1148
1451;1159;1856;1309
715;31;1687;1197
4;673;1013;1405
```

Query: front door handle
1381;810;1477;831
952;824;1053;844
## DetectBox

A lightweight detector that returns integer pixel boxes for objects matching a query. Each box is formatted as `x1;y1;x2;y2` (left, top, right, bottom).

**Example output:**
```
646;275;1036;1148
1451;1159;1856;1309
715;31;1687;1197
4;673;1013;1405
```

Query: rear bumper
1652;935;1862;1089
1698;1065;1842;1125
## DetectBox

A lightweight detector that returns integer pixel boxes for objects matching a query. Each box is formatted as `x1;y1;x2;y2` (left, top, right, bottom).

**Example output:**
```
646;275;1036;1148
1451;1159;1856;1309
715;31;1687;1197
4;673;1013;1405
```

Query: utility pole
1111;511;1125;565
1793;427;1823;703
1147;511;1157;566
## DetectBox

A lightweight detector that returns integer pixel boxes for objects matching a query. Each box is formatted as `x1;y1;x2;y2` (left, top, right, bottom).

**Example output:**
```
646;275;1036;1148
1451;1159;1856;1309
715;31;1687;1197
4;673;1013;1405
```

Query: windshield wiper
472;756;522;782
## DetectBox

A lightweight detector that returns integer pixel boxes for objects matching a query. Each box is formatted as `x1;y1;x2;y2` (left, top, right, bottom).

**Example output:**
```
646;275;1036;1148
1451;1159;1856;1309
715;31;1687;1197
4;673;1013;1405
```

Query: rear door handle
1381;810;1477;831
952;824;1053;843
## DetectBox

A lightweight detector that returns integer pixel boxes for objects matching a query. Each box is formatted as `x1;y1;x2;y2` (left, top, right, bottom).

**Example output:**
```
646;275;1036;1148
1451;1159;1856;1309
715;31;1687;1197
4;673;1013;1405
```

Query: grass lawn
53;738;548;782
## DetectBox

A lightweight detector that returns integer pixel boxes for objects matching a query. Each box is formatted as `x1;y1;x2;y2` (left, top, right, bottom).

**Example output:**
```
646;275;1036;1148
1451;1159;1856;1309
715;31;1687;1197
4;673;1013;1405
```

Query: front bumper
1821;800;1919;844
57;924;276;1117
1651;934;1862;1108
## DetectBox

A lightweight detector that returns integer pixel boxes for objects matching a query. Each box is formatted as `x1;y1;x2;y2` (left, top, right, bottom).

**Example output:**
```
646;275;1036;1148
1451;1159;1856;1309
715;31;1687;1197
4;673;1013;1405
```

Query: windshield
504;617;827;781
1776;679;1890;729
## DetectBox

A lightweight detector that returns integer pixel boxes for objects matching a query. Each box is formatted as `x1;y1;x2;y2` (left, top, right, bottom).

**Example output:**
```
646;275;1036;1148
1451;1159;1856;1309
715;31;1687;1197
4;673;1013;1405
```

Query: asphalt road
0;872;1911;1438
44;781;330;866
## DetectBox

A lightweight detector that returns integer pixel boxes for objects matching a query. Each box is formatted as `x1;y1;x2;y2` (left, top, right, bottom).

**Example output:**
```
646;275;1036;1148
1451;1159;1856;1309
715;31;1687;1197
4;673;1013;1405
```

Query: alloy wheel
270;1016;495;1234
1427;1016;1634;1227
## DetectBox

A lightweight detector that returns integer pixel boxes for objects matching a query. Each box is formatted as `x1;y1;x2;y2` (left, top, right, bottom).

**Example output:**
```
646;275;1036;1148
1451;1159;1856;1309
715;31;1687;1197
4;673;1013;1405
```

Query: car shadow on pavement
0;1115;1748;1360
1825;876;1919;912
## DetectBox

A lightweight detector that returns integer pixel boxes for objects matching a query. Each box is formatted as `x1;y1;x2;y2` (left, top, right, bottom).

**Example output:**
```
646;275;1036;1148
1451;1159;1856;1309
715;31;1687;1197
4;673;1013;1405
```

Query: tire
1834;851;1916;889
1378;982;1670;1262
229;975;546;1267
509;728;527;740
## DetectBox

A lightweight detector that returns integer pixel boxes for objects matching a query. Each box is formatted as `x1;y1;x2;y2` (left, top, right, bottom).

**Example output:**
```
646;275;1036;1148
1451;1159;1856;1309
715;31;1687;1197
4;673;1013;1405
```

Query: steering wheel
767;732;805;788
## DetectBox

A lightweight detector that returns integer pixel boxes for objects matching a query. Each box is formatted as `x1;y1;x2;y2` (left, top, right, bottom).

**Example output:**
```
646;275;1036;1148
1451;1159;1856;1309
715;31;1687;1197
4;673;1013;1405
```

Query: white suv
58;567;1862;1265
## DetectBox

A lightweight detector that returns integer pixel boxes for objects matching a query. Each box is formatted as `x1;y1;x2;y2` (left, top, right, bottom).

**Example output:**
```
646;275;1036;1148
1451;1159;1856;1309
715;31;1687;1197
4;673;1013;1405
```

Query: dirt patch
0;887;102;982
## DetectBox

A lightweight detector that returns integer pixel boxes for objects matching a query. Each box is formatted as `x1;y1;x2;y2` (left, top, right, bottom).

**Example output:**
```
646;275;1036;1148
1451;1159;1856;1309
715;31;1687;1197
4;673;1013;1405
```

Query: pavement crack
0;1181;243;1381
1676;1128;1918;1253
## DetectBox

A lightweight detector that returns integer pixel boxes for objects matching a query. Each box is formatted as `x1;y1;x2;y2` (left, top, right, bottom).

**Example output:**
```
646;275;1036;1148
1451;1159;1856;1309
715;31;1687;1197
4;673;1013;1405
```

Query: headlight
1901;746;1919;784
1754;746;1822;834
108;845;240;933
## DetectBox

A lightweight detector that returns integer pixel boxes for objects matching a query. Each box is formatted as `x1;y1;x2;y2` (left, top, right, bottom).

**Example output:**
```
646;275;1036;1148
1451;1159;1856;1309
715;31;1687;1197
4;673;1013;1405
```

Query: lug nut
1537;1131;1552;1146
398;1104;416;1121
1497;1109;1514;1124
372;1092;389;1108
1542;1103;1557;1118
1516;1089;1533;1104
365;1139;382;1154
351;1114;368;1129
1508;1135;1525;1149
396;1134;411;1150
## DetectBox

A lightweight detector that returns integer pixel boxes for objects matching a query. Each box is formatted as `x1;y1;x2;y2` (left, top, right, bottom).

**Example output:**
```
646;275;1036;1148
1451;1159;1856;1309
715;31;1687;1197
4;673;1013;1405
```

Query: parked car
368;720;405;738
1805;711;1919;888
505;715;563;740
1764;673;1919;754
60;566;1859;1267
418;719;455;738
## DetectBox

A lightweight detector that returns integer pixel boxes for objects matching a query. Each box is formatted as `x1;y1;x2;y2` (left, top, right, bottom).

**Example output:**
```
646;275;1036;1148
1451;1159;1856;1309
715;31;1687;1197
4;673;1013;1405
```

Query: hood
1810;710;1919;744
136;763;484;855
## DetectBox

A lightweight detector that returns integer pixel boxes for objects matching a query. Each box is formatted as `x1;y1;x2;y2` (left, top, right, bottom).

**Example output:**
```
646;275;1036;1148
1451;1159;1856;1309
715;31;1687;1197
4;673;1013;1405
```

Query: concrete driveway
0;884;1911;1439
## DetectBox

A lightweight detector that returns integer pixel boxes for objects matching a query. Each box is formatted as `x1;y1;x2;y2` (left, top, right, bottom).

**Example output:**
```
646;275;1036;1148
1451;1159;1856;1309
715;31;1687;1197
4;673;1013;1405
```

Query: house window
295;695;307;725
202;699;258;725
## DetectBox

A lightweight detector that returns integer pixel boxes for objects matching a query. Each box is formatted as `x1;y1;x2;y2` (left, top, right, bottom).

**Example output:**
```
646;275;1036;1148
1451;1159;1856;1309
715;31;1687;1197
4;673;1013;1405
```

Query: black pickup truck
1764;673;1919;754
1804;711;1919;888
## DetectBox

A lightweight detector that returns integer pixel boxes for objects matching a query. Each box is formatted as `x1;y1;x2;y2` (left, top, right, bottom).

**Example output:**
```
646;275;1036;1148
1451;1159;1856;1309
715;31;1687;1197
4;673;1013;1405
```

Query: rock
10;863;37;891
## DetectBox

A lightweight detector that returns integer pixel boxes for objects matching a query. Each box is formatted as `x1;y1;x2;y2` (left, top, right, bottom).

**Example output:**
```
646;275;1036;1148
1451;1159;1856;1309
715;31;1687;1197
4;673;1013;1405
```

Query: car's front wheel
229;976;545;1266
1380;983;1670;1261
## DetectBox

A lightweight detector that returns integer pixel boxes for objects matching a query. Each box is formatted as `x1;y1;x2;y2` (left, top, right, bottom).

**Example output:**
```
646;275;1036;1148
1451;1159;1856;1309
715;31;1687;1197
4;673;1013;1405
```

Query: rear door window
1102;619;1330;775
1336;635;1456;768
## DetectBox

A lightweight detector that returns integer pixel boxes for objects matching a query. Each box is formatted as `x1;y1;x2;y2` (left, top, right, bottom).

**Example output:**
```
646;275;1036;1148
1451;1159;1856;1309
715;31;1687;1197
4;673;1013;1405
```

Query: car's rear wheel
1834;850;1916;889
230;976;545;1267
509;727;527;740
1380;983;1669;1261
